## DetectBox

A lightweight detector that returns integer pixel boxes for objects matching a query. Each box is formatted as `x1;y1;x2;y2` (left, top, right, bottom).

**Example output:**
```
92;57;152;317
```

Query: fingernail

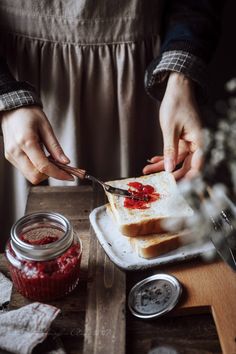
164;157;175;172
146;158;153;163
60;155;70;163
143;168;148;174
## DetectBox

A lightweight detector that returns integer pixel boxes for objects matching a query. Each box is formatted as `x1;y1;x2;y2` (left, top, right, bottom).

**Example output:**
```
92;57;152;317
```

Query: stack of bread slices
105;172;193;259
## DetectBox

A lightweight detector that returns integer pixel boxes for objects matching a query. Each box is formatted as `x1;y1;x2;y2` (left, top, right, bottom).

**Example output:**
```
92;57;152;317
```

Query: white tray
89;205;214;271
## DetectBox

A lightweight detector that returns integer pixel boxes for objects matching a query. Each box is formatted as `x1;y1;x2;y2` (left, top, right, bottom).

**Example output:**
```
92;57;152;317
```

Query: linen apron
0;0;163;244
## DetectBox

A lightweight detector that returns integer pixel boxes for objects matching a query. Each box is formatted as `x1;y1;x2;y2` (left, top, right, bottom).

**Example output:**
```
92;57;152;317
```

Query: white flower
225;78;236;92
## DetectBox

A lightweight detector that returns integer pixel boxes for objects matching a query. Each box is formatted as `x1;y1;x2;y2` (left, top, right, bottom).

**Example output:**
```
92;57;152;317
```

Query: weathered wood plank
0;255;8;276
83;189;126;354
25;185;93;221
126;313;222;354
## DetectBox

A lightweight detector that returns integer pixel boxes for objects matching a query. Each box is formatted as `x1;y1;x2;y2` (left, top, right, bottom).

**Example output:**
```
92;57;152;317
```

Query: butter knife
49;158;147;201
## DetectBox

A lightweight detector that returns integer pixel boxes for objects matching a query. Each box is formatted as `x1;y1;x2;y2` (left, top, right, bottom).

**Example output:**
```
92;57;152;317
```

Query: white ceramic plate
89;205;214;271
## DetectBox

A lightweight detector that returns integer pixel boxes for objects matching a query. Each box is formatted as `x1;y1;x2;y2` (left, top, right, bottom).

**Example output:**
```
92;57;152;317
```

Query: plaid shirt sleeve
0;58;42;111
144;50;207;102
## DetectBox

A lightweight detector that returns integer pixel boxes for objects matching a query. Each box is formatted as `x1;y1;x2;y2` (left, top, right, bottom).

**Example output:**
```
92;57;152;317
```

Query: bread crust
106;203;187;259
107;204;170;237
129;234;181;258
120;218;166;237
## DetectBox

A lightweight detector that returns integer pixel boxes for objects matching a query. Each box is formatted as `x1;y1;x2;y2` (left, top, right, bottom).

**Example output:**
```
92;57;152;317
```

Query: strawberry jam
124;181;160;209
5;212;82;301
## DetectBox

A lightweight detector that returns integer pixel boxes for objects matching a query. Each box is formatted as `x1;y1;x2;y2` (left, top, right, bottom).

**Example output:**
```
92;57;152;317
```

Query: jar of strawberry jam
5;212;82;301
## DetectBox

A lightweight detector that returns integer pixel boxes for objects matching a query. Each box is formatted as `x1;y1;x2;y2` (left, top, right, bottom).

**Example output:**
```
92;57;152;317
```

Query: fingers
143;140;179;174
185;148;204;179
147;156;164;164
143;159;164;175
21;138;74;181
1;107;74;184
143;150;188;175
5;140;74;184
158;71;204;179
160;122;180;173
173;154;192;180
143;156;164;174
173;148;203;180
5;150;48;185
39;120;70;164
143;148;202;180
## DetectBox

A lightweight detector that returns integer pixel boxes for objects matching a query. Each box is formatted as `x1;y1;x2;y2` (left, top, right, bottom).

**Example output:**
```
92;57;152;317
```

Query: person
0;1;222;239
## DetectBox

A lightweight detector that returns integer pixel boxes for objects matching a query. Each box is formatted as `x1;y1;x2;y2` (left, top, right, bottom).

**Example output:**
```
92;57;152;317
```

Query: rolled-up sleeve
0;57;42;111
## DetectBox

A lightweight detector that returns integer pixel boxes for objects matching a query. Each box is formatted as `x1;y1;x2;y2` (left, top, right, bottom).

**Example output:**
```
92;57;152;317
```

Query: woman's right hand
1;106;74;184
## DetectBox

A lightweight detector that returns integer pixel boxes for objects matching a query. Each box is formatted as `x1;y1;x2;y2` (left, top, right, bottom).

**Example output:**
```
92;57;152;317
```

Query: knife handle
48;157;86;180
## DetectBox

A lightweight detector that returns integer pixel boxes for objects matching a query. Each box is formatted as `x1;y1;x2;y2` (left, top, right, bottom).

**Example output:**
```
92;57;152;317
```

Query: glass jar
5;212;82;301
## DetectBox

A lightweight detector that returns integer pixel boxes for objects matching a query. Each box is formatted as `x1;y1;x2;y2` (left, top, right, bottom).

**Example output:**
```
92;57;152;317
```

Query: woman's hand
1;106;74;184
143;72;203;179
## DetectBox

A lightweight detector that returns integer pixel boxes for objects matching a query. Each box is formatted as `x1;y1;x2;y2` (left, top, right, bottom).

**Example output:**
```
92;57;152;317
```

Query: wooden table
0;185;228;354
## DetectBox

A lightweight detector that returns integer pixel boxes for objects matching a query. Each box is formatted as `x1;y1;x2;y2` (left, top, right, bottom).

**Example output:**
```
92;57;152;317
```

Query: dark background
207;0;236;103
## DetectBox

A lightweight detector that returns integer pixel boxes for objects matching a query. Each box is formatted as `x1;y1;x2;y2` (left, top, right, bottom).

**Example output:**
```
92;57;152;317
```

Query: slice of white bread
105;171;193;237
106;204;187;259
129;233;181;259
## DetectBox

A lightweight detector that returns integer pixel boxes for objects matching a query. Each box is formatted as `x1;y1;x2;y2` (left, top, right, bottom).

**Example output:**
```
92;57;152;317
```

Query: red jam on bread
124;182;160;209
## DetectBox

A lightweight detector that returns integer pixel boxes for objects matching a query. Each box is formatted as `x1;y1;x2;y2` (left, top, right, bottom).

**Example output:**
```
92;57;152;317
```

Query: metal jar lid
10;212;74;261
128;273;182;319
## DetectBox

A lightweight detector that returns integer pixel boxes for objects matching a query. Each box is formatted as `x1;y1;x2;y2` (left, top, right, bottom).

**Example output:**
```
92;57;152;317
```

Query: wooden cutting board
166;259;236;354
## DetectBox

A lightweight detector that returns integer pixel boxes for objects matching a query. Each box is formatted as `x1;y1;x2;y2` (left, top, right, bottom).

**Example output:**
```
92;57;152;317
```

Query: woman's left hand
143;72;204;180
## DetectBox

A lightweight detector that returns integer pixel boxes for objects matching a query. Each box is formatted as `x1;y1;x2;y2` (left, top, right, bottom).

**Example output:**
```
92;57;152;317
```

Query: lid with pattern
128;273;182;319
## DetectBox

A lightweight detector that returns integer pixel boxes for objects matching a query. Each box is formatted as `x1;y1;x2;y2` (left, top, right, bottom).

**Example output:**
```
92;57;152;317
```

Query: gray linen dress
0;0;163;238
